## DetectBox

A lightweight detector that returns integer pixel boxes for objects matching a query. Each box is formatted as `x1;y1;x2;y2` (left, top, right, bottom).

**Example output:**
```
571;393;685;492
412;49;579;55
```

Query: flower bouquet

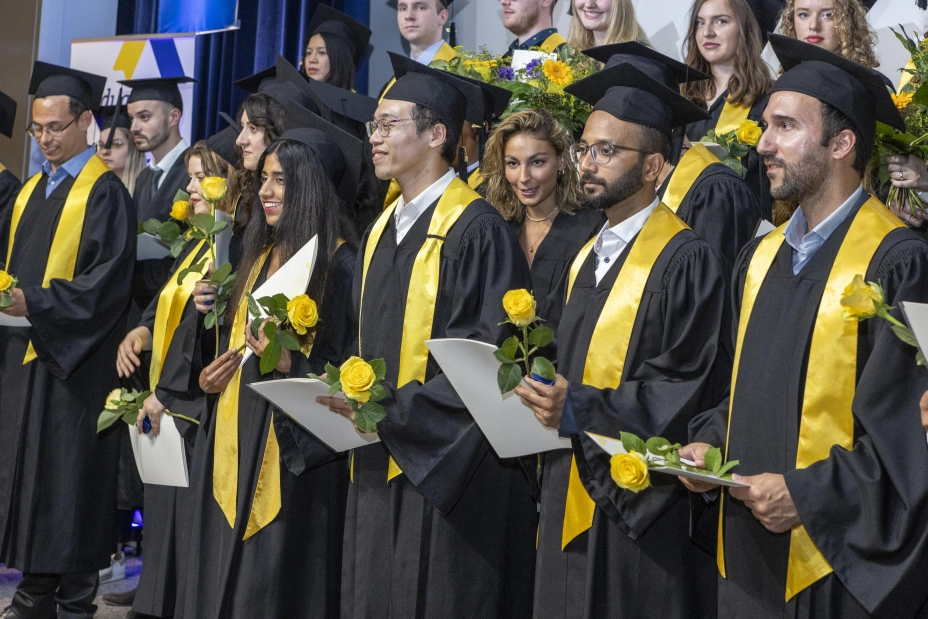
494;289;556;393
841;274;925;365
698;119;762;175
97;387;198;434
245;292;319;375
0;269;17;309
309;356;388;433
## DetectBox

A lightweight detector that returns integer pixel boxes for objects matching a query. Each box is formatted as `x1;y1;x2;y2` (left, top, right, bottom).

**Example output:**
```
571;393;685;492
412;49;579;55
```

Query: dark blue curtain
116;0;371;142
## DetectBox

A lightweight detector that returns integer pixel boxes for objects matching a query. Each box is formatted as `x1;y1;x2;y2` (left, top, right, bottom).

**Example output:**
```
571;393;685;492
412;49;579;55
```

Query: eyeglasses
27;115;79;139
568;141;655;165
96;140;127;151
366;118;415;138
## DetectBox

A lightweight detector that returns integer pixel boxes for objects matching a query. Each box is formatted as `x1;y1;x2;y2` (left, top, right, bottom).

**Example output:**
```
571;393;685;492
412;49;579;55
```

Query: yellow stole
149;240;207;389
5;154;110;364
662;144;720;211
717;197;902;600
359;178;481;482
560;204;689;549
467;167;484;190
715;99;752;135
539;32;567;53
214;245;283;540
379;42;460;104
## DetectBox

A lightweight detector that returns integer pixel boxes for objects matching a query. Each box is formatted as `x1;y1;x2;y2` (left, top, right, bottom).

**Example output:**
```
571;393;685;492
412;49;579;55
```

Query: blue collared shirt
783;185;863;275
414;39;446;67
509;27;559;51
42;147;96;199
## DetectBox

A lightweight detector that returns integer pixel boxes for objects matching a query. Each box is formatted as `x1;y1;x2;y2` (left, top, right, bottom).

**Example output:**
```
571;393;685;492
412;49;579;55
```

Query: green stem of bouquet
209;201;220;359
877;306;906;330
520;326;531;376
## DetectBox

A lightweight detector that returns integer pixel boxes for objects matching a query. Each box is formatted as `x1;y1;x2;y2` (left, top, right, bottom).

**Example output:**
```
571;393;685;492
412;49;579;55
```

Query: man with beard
681;35;928;618
500;0;566;55
512;58;730;619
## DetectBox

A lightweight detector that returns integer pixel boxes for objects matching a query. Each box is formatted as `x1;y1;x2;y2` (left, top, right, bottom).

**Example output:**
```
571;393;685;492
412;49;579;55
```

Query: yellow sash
663;144;720;211
715;99;752;135
149;240;207;389
214;245;284;540
467;167;484;190
539;32;567;53
6;155;110;364
717;197;902;600
379;42;460;104
359;178;480;482
560;204;689;549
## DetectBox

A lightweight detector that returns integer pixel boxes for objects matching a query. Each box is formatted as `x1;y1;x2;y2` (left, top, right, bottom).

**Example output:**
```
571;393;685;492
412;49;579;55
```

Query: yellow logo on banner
113;41;146;79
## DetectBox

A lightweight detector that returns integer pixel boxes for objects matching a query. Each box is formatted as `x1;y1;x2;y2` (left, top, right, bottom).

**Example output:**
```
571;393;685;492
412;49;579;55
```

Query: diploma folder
425;338;572;458
137;232;172;260
247;378;380;452
128;415;189;487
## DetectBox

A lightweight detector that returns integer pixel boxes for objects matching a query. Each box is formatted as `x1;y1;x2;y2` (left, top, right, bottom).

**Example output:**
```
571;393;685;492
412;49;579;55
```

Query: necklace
525;205;559;222
523;213;557;255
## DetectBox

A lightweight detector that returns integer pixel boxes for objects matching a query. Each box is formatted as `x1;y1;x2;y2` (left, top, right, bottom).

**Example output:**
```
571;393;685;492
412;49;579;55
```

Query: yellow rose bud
171;200;190;221
610;451;650;493
104;388;123;410
200;176;228;202
840;274;883;321
736;120;763;147
286;294;319;335
340;356;377;403
502;289;537;327
0;270;12;292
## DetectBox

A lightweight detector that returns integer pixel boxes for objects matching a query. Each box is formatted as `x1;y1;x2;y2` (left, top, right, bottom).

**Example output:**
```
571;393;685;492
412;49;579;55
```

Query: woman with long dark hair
180;120;360;619
301;4;371;91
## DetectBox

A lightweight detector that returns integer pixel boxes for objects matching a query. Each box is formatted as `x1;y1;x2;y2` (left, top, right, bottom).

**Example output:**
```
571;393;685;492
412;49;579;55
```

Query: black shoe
102;587;137;607
126;612;170;619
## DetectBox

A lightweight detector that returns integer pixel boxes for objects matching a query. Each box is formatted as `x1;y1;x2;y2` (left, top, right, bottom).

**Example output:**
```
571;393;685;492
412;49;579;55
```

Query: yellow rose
170;200;190;221
892;91;914;111
610;451;650;493
200;176;228;202
0;270;12;292
287;294;319;335
542;59;573;87
841;274;883;321
104;388;123;410
502;289;537;327
736;120;763;147
340;356;377;403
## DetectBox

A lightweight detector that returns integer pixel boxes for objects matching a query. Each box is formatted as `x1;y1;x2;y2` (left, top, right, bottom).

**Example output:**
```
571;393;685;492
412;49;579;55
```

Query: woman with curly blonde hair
483;108;602;330
779;0;880;69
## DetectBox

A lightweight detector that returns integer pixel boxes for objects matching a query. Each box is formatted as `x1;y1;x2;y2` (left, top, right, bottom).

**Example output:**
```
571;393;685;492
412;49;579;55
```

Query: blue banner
158;0;237;33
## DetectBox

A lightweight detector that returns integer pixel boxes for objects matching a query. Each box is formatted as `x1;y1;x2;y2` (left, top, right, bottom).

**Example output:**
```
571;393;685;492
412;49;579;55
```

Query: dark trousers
10;572;98;619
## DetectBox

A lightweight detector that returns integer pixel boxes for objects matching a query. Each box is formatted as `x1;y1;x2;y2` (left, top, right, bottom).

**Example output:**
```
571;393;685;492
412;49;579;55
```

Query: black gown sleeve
376;214;533;515
24;178;136;379
685;171;765;269
138;240;204;334
154;304;211;442
0;170;22;223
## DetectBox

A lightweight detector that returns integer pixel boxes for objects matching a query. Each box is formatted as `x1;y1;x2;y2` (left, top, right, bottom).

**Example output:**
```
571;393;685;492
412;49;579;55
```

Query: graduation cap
0;89;17;139
118;76;195;113
384;51;473;136
234;60;320;114
582;42;710;91
306;4;372;66
219;111;242;132
768;33;904;153
301;77;378;125
436;71;512;125
283;101;363;206
29;61;107;111
207;125;240;168
274;55;331;119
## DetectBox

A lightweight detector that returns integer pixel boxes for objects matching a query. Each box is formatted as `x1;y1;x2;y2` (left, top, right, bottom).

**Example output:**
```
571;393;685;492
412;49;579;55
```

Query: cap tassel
104;88;123;150
457;146;468;181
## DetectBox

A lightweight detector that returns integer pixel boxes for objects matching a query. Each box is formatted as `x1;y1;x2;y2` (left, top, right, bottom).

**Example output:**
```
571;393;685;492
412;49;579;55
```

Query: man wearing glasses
512;49;730;618
0;62;135;619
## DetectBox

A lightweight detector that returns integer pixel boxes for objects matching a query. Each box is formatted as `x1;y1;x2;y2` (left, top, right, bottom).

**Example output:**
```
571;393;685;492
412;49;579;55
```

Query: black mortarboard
565;62;710;138
436;71;512;124
119;76;195;113
385;51;470;133
583;42;710;90
219;111;242;132
234;60;321;114
745;0;785;45
302;77;378;125
0;89;17;138
274;56;330;119
306;4;372;66
284;101;363;206
233;65;277;96
207;125;240;168
29;61;107;111
768;33;904;152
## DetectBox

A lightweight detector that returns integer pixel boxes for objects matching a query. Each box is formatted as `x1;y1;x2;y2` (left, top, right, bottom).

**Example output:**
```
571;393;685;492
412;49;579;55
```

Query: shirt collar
466;160;480;175
413;39;446;67
151;138;188;173
42;146;96;179
509;28;558;51
784;185;863;252
396;168;456;221
595;198;660;251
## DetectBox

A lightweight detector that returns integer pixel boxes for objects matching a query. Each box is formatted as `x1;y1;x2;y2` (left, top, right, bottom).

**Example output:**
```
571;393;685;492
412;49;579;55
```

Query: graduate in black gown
513;59;731;619
0;62;135;619
180;109;360;619
0;89;21;220
683;36;928;619
319;53;537;619
681;0;773;219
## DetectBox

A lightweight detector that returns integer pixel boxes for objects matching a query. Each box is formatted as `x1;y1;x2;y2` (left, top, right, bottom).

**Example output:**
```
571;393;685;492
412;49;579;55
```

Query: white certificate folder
128;415;189;487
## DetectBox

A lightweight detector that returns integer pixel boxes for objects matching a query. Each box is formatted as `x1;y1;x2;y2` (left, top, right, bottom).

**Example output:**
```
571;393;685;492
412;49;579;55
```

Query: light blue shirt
783;185;863;275
42;146;96;199
414;39;446;67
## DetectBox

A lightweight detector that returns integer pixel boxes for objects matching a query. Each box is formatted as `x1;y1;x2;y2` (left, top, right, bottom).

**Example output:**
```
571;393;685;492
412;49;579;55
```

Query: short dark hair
819;102;868;175
67;96;88;119
411;103;458;164
635;124;672;164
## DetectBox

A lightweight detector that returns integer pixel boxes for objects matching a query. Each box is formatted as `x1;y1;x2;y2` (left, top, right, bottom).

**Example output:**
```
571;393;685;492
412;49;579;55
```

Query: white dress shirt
784;185;862;275
150;138;189;189
413;39;446;66
592;198;659;286
394;168;456;243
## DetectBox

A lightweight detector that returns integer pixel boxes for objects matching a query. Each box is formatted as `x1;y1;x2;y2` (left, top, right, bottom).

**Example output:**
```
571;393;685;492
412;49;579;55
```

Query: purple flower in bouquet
525;58;542;78
497;66;515;81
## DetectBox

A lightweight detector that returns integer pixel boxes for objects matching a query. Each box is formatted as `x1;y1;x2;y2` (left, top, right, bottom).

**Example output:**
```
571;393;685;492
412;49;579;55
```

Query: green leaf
355;402;387;434
368;383;387;403
263;320;278;341
913;83;928;109
170;236;188;258
530;356;556;381
645;436;672;455
324;362;340;382
97;409;122;433
620;432;647;456
210;220;228;235
204;311;216;330
121;410;140;425
260;341;282;375
142;218;162;235
211;262;232;285
918;351;926;366
527;325;554;348
704;447;723;475
497;336;519;361
891;324;919;348
716;459;740;477
246;292;262;318
257;295;277;314
328;380;342;396
172;189;190;203
273;308;289;323
369;358;386;381
0;296;11;309
191;213;216;234
276;329;301;351
497;361;523;394
250;318;263;340
272;293;290;310
157;221;181;242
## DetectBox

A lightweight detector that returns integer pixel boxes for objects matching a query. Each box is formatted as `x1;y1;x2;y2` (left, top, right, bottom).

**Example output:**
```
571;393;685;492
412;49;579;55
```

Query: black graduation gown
179;243;355;619
0;169;21;221
0;170;136;573
659;161;765;269
534;227;730;619
690;194;928;619
685;90;771;221
341;196;538;619
133;153;191;313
